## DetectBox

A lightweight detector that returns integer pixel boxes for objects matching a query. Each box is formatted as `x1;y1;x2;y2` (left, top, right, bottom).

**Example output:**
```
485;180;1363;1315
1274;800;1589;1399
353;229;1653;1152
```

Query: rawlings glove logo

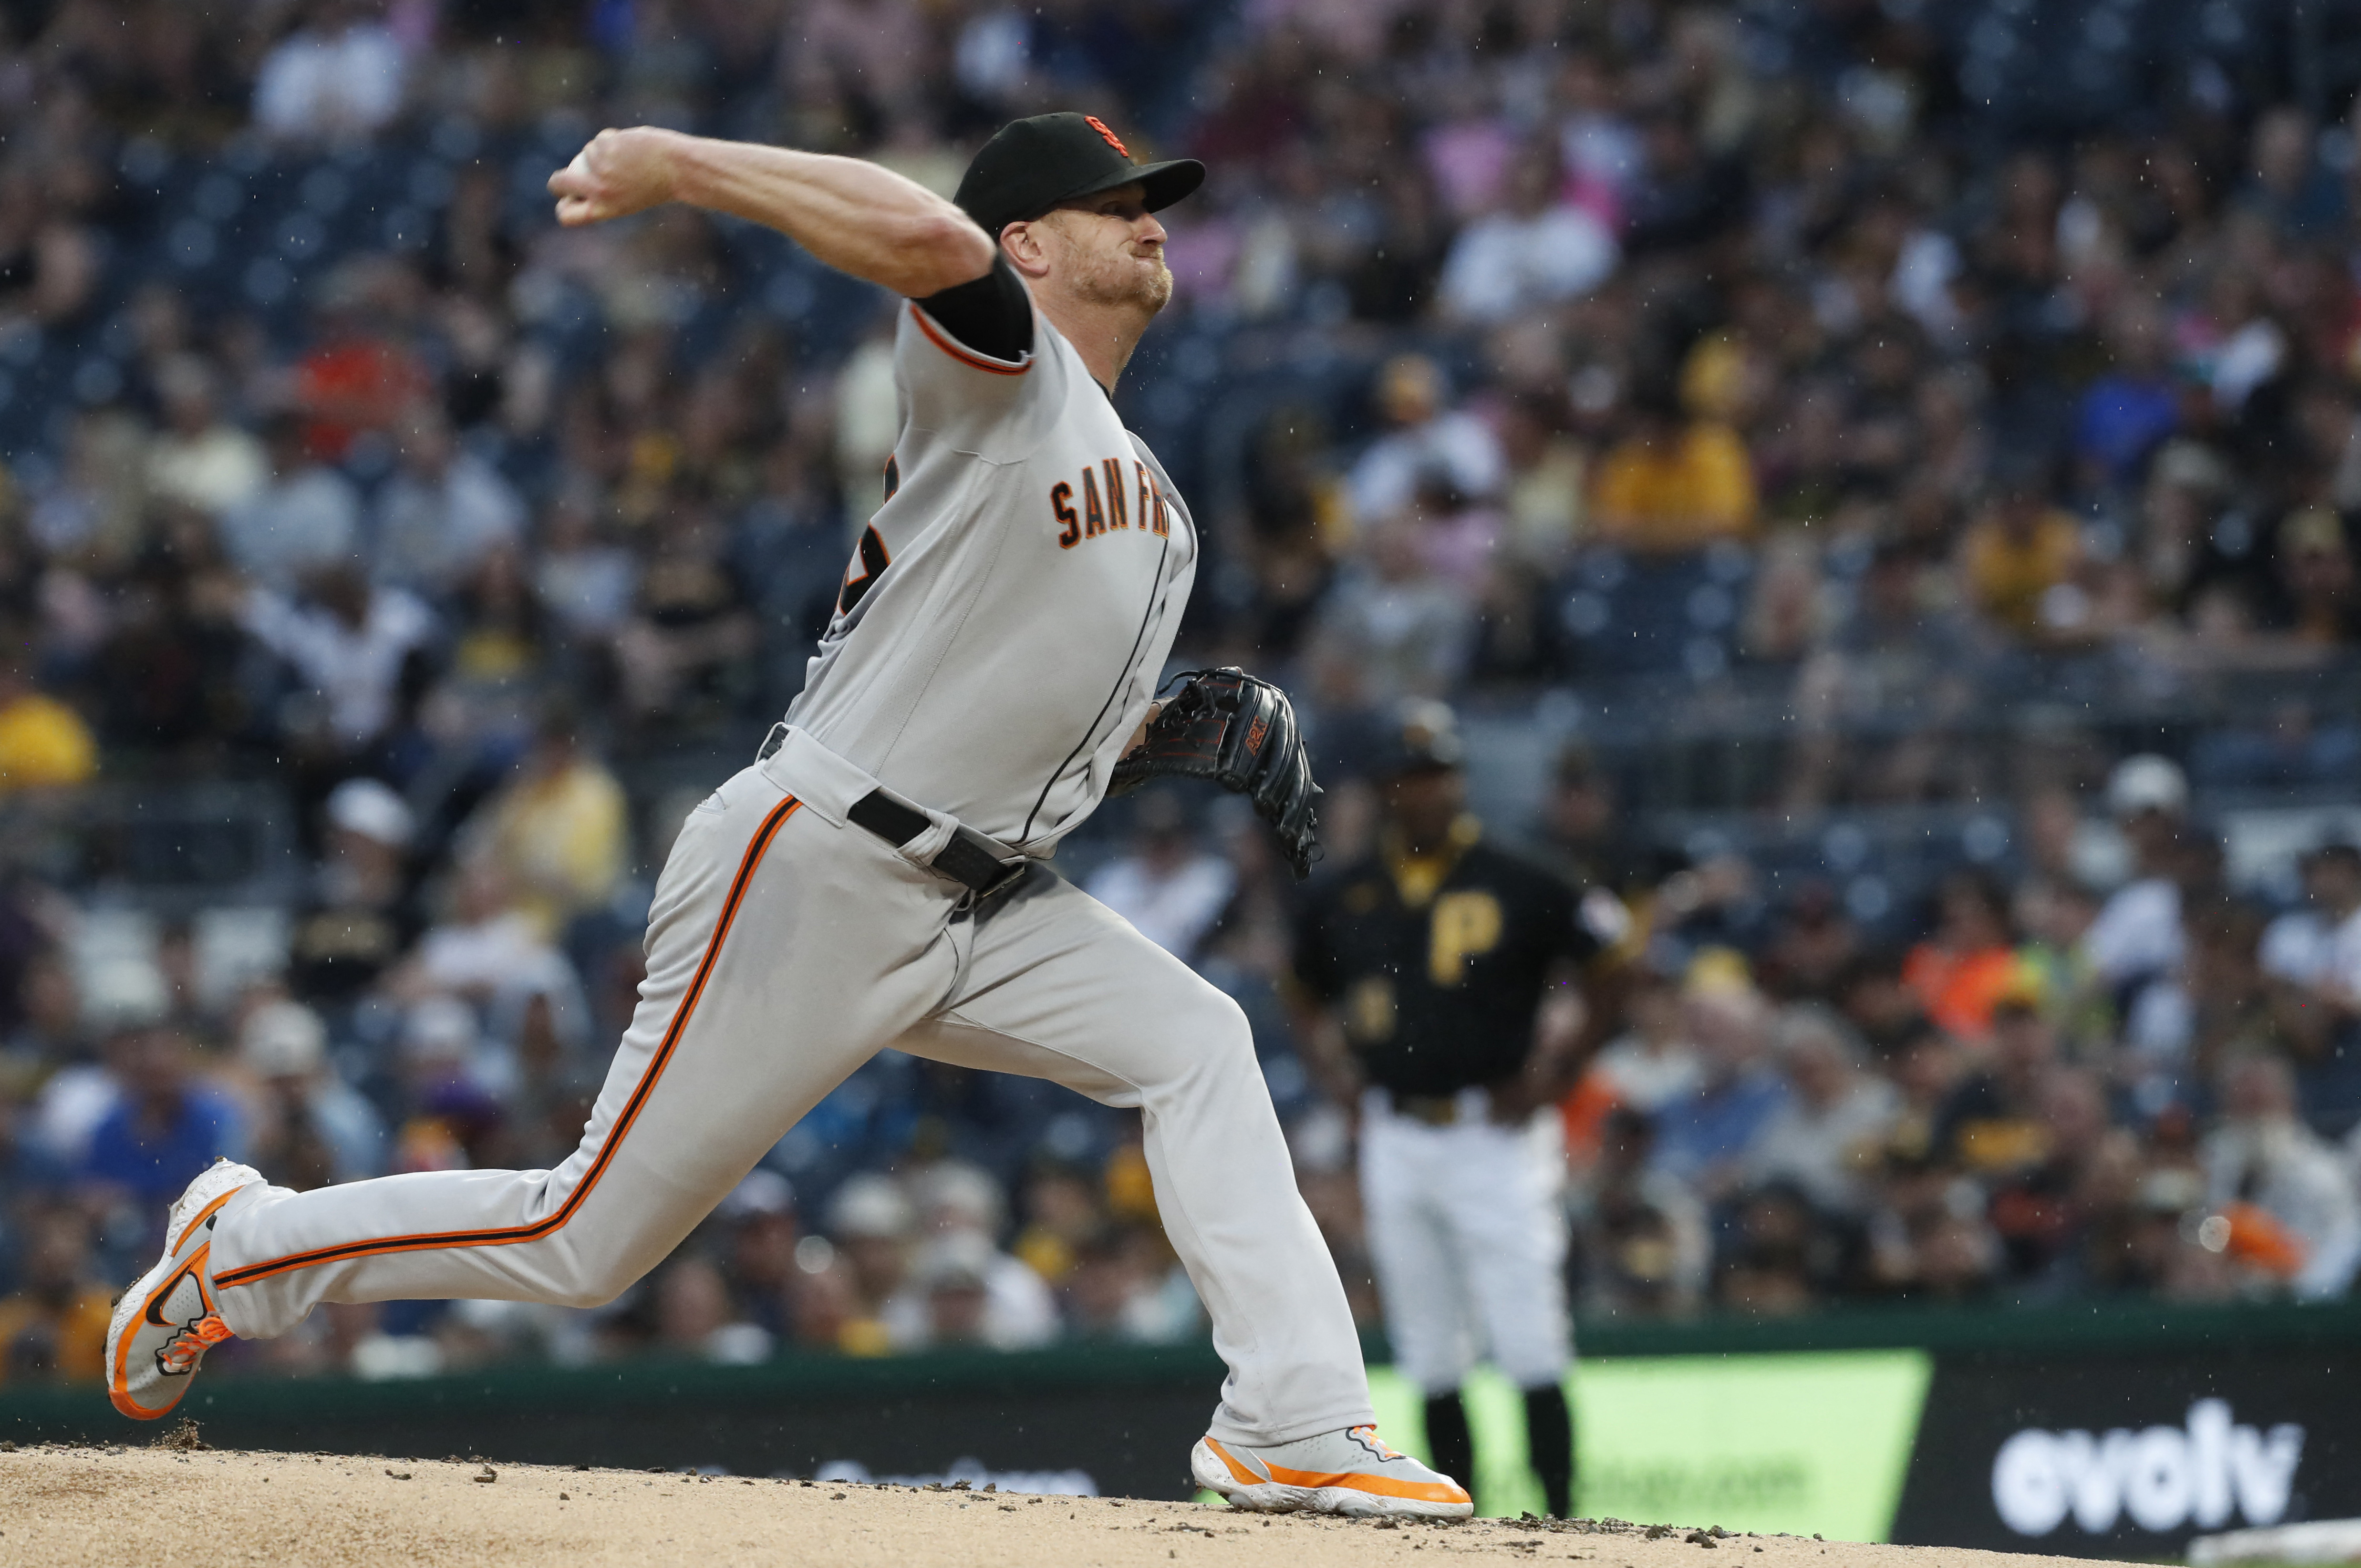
1108;669;1323;880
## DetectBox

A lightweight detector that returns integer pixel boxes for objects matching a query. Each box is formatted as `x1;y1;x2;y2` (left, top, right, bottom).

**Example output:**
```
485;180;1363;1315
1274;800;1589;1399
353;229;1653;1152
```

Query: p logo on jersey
1085;116;1130;156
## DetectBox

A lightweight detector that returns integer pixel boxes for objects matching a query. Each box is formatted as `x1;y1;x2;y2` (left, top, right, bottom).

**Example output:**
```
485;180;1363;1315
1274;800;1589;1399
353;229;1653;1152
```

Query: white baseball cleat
1192;1424;1474;1519
105;1158;264;1420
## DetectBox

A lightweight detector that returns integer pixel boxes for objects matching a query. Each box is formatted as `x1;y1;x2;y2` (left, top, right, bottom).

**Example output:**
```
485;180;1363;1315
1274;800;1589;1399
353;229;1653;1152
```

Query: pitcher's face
1035;183;1171;314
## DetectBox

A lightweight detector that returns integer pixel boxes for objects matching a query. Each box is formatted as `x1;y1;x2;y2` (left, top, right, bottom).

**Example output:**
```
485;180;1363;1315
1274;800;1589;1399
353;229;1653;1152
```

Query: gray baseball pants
207;728;1374;1446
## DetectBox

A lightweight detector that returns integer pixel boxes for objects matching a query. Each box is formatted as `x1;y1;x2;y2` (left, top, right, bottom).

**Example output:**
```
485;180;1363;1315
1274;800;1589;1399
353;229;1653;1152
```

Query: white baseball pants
1358;1090;1572;1395
207;729;1374;1446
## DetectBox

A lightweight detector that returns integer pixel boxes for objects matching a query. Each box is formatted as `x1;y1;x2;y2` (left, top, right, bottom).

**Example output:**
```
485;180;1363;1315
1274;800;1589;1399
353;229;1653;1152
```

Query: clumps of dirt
1507;1516;1741;1545
150;1420;210;1452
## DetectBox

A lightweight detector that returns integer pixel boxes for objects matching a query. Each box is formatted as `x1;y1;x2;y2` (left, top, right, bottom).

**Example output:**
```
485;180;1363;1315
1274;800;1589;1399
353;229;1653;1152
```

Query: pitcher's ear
1002;218;1052;279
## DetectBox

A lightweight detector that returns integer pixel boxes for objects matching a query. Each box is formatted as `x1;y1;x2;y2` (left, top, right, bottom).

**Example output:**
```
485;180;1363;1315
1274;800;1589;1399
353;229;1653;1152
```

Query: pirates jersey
1294;829;1602;1098
784;279;1197;851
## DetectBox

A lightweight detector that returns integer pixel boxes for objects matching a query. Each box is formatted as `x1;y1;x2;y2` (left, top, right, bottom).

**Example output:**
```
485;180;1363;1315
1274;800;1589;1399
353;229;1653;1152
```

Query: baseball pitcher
105;113;1468;1519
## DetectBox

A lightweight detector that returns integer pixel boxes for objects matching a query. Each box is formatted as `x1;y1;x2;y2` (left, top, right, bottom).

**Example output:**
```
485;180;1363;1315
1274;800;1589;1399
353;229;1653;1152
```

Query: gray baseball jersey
785;296;1198;850
184;252;1374;1456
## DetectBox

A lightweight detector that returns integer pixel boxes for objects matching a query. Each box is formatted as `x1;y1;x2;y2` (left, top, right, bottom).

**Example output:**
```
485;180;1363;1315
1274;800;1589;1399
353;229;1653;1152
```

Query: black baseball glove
1109;668;1322;879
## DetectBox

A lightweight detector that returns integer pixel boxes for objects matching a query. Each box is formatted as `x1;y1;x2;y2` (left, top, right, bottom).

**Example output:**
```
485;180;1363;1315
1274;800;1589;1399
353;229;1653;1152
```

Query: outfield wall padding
7;1300;2355;1548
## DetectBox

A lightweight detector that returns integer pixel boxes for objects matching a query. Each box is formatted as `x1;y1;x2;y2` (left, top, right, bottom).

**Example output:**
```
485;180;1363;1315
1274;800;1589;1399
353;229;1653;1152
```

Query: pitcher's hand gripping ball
1111;667;1322;878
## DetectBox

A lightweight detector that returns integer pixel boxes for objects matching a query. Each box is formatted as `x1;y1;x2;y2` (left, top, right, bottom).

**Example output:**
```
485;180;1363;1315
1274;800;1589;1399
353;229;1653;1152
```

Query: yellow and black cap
954;112;1204;238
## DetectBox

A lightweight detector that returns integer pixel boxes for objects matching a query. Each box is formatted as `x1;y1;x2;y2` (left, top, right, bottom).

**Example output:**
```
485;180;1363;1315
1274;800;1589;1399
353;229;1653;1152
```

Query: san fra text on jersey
1051;457;1173;548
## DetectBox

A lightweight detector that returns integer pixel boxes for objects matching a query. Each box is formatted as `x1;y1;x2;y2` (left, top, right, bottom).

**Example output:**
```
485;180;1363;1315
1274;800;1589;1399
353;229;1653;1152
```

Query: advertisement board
1371;1352;1932;1536
1891;1347;2361;1556
1374;1334;2359;1550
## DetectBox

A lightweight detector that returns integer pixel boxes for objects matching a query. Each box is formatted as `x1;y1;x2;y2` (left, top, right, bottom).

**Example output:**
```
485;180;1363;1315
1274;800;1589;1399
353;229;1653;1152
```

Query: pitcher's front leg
903;872;1372;1445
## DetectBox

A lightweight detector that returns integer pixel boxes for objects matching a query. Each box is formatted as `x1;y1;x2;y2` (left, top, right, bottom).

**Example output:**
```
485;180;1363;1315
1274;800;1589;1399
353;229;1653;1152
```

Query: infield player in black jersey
1292;701;1626;1517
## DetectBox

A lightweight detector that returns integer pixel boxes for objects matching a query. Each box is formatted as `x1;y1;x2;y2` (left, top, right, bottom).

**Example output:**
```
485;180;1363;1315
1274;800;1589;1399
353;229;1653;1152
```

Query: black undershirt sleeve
913;253;1034;362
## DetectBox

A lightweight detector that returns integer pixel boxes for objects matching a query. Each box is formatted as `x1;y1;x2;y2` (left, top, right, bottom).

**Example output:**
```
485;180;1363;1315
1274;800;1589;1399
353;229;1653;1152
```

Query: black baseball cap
1377;700;1465;777
954;112;1204;238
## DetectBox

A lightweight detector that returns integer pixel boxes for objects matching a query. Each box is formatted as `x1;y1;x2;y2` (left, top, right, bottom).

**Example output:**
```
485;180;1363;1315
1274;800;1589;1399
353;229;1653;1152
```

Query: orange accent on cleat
1192;1429;1473;1518
105;1160;262;1421
156;1313;233;1377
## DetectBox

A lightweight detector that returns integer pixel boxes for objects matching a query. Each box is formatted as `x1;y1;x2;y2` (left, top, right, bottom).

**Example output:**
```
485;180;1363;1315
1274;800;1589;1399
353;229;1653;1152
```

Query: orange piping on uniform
910;303;1030;376
213;797;805;1289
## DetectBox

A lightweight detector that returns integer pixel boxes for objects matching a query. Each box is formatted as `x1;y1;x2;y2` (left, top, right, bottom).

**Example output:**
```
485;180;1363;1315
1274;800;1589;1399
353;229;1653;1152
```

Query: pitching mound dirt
0;1445;2132;1568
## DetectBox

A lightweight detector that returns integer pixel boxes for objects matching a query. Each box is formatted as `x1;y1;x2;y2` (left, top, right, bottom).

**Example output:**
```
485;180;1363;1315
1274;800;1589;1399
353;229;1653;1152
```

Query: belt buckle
932;823;1032;904
965;850;1031;903
1401;1095;1455;1126
946;859;1030;917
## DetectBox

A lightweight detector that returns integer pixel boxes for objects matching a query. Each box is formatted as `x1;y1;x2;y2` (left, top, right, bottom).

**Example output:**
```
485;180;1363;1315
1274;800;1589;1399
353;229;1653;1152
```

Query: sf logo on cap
1085;115;1130;156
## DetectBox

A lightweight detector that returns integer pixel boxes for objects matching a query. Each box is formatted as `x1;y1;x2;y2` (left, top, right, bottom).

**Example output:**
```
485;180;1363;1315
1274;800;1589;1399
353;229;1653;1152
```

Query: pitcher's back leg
207;779;957;1339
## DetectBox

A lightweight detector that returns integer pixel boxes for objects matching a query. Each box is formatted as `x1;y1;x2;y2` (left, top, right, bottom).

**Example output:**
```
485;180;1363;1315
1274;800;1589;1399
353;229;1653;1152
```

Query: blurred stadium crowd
10;0;2361;1385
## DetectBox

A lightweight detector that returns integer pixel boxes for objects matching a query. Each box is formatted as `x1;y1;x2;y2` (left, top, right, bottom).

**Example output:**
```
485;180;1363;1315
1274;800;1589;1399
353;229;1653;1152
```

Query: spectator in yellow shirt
0;1208;113;1387
0;652;95;792
1963;465;2082;638
1591;382;1757;553
460;706;628;937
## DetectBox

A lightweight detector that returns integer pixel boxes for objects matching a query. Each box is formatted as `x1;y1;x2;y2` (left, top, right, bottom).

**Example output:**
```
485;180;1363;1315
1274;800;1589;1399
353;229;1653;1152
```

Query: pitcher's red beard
1074;247;1173;312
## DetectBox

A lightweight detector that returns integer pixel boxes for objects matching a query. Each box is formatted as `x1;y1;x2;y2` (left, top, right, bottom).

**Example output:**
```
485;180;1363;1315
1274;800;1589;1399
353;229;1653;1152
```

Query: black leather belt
755;727;1028;901
848;789;1030;901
